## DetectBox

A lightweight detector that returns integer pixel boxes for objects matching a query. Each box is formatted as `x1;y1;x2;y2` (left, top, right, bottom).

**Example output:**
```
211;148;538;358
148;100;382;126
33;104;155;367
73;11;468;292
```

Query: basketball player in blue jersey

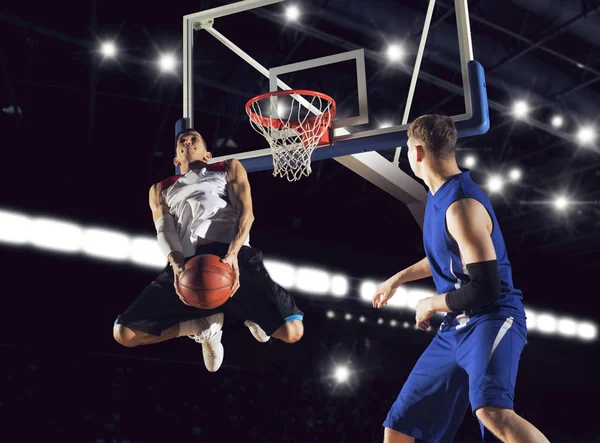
113;129;304;372
372;115;549;443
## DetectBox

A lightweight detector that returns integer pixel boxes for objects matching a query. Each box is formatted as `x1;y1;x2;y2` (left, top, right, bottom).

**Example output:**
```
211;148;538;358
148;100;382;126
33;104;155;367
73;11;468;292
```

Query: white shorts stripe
488;316;514;363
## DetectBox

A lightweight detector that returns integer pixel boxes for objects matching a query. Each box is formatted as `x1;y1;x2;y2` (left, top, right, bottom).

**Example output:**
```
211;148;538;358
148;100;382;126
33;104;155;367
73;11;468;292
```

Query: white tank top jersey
158;161;250;257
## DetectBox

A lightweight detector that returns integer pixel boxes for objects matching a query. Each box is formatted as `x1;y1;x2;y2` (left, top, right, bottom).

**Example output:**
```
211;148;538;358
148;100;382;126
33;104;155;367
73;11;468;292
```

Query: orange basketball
177;254;235;309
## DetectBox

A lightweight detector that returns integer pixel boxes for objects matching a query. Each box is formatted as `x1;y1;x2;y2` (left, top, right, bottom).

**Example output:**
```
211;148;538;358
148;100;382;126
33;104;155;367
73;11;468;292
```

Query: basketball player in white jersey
113;129;304;372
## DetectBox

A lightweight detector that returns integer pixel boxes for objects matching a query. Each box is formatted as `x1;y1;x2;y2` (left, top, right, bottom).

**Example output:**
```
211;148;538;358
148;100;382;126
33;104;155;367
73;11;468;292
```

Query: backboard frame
177;0;490;228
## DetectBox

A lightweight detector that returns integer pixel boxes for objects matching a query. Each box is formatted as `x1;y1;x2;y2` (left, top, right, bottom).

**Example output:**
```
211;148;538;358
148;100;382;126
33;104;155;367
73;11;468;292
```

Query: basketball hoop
246;90;336;182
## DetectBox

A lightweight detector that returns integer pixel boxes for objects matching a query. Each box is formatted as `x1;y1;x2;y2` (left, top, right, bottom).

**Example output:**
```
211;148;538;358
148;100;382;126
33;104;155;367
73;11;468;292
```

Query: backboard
176;0;490;228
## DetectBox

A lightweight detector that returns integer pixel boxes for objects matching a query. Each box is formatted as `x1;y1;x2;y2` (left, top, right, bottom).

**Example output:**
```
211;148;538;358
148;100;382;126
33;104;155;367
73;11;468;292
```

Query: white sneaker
244;320;270;343
187;314;225;372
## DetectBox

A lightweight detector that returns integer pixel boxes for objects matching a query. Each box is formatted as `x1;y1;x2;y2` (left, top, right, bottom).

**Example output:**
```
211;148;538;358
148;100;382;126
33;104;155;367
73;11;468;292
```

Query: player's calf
476;407;550;443
272;320;304;343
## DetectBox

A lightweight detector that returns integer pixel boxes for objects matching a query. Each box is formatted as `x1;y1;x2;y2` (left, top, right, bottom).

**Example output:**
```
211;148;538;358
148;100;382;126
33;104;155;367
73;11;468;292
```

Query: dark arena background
1;0;600;442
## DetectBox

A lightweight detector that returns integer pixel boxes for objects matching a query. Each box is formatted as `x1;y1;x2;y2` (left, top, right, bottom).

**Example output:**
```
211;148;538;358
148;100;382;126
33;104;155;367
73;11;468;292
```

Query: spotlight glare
345;313;352;321
487;175;504;193
359;316;366;323
577;126;596;145
578;322;598;341
285;5;301;21
537;314;557;334
379;121;393;129
331;275;349;297
464;155;476;168
557;318;578;337
326;310;335;319
512;100;529;119
553;196;569;211
390;319;397;327
360;280;378;302
509;168;522;181
333;366;350;383
377;318;384;325
101;41;117;58
159;54;176;72
386;44;405;62
551;115;563;128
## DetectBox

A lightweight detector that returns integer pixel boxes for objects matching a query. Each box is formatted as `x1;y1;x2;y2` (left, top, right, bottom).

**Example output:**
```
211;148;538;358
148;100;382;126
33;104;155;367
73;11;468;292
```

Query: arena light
285;5;301;21
83;228;130;261
406;289;432;310
525;309;537;330
263;260;295;289
386;286;409;309
359;316;366;323
402;322;410;329
553;196;569;211
464;155;476;168
536;313;558;334
551;115;564;128
360;280;377;302
345;313;352;321
578;322;597;341
379;122;393;129
295;267;330;294
129;237;166;269
577;126;596;145
386;44;405;62
0;209;31;244
326;310;335;319
556;318;578;338
390;319;398;327
377;318;384;325
330;275;349;297
509;168;522;181
512;100;530;119
101;41;117;58
30;218;83;253
159;54;177;72
333;366;350;383
487;175;504;193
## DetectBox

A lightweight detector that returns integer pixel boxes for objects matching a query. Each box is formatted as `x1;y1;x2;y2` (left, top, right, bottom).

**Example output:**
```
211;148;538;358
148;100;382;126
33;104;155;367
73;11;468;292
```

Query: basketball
177;254;235;309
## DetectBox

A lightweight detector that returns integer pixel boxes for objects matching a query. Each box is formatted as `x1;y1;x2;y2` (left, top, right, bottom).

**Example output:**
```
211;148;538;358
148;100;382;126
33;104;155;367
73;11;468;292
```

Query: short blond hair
408;114;457;159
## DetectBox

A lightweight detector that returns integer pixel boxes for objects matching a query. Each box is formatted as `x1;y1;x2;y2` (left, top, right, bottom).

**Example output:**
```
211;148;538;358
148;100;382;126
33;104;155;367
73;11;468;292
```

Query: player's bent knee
283;320;304;343
113;324;139;348
475;406;514;435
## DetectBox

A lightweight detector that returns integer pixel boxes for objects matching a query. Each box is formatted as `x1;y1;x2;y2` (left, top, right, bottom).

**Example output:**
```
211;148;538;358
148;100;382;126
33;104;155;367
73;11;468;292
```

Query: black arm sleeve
445;260;501;313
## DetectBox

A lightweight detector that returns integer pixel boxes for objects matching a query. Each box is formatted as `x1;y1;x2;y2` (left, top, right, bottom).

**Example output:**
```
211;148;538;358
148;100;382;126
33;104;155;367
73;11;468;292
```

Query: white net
246;91;335;182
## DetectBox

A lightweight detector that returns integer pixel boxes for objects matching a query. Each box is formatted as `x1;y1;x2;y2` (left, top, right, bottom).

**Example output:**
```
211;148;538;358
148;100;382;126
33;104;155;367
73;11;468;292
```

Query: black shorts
115;242;304;336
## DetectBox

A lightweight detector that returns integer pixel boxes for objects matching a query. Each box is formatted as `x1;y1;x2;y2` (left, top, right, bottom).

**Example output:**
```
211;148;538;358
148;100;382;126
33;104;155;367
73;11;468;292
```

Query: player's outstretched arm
415;198;500;329
225;159;255;256
220;159;255;294
373;257;432;309
149;183;185;269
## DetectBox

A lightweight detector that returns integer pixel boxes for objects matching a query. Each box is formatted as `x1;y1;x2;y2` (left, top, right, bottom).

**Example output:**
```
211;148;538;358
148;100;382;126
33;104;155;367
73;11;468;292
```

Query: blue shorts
383;311;527;443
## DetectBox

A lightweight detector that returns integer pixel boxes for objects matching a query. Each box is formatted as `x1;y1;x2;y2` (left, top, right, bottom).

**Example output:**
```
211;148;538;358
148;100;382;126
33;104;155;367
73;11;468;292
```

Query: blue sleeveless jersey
423;171;524;316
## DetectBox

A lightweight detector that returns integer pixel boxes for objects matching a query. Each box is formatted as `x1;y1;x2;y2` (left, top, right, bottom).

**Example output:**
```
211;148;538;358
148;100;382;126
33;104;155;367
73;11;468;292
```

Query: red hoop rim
245;89;337;128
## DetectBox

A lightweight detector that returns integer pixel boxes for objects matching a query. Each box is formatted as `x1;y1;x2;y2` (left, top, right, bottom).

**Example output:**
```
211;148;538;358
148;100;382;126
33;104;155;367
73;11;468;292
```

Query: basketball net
246;90;336;182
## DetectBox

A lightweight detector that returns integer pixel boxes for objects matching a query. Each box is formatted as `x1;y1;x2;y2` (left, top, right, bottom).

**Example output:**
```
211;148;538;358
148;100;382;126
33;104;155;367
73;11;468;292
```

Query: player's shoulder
152;175;183;194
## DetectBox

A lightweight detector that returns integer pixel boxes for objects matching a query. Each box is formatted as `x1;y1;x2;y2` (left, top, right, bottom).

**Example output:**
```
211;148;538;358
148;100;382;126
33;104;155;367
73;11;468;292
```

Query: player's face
174;132;212;171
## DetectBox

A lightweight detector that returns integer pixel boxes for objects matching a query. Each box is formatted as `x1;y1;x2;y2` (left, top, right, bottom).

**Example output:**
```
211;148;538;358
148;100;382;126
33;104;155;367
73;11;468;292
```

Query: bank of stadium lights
386;44;405;62
1;207;597;342
285;5;301;21
101;41;117;58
